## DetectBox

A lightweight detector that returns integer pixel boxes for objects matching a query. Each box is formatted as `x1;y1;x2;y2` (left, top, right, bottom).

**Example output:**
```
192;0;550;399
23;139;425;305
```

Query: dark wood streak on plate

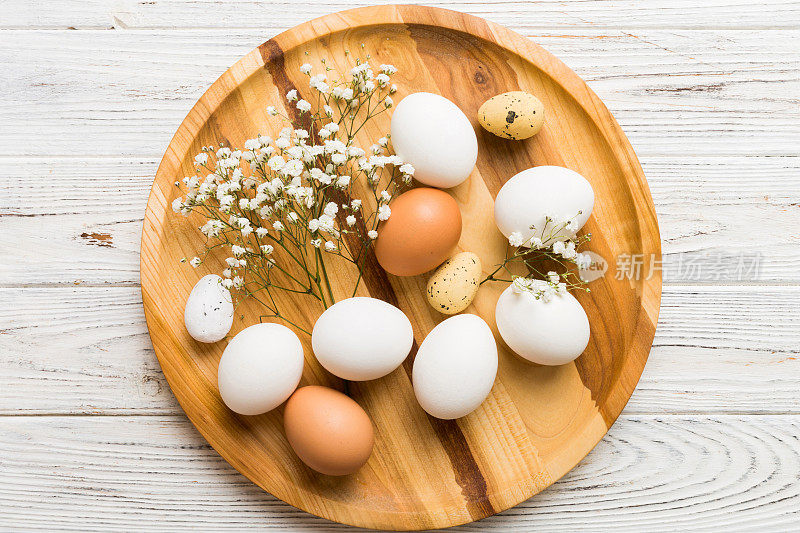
259;35;494;519
401;342;495;520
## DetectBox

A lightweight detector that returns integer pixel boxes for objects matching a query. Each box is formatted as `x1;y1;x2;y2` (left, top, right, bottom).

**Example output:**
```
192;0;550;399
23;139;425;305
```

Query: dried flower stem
482;213;594;300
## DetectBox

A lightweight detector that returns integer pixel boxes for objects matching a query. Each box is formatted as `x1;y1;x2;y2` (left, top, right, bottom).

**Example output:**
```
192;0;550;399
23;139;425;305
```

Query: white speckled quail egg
495;282;590;366
391;92;478;189
412;314;498;419
184;274;234;343
494;166;594;246
217;323;304;415
312;297;413;381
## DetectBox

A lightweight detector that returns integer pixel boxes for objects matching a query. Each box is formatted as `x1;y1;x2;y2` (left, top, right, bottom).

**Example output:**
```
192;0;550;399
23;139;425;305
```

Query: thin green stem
316;247;336;306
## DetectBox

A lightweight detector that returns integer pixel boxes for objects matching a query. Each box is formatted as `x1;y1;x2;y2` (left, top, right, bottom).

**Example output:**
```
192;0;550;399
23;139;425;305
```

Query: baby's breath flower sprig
171;49;412;331
481;212;594;300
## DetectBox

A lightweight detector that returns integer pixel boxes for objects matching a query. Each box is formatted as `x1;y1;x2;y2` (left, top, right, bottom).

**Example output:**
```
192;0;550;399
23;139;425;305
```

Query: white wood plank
0;286;797;415
0;287;174;415
2;3;796;529
0;212;143;287
1;29;798;157
0;414;798;530
4;0;800;30
2;156;797;285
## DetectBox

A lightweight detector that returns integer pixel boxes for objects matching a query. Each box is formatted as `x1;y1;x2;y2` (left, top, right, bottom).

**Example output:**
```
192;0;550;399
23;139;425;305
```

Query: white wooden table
2;1;799;530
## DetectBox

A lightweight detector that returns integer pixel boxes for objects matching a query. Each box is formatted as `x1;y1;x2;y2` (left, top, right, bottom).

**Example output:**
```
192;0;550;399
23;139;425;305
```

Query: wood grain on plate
140;5;660;530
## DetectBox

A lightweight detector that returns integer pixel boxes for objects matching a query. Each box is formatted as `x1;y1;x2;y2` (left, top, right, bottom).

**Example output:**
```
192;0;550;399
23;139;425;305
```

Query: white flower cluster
485;211;594;296
172;52;411;323
507;211;583;247
506;212;592;271
511;276;567;302
506;232;591;270
507;231;541;249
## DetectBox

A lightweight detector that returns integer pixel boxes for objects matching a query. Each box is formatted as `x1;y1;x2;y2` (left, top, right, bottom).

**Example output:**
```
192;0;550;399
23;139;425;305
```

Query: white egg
184;274;234;343
494;166;594;245
412;314;498;419
217;323;304;415
495;283;590;366
312;297;413;381
391;92;478;189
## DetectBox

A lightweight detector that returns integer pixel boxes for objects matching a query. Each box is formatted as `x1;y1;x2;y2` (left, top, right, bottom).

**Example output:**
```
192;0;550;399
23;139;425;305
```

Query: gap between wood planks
3;154;798;159
5;154;797;160
2;411;800;417
3;24;800;31
2;280;799;289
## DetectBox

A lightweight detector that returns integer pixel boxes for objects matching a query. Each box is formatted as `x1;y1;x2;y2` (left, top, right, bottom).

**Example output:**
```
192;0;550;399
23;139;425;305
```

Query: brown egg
283;386;374;476
375;188;462;276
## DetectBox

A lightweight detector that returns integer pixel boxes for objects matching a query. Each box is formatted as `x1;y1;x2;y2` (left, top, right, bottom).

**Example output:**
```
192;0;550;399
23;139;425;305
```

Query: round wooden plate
141;5;661;530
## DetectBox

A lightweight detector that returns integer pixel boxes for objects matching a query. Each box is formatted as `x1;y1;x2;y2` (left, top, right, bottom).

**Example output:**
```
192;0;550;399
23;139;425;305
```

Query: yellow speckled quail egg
426;252;482;315
478;91;545;140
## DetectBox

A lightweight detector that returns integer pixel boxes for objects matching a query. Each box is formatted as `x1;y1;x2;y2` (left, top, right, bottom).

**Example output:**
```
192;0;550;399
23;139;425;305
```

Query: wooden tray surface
141;5;662;530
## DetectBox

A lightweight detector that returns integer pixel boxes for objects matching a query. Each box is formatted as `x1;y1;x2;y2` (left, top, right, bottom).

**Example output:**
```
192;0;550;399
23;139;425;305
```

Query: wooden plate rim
141;4;662;530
